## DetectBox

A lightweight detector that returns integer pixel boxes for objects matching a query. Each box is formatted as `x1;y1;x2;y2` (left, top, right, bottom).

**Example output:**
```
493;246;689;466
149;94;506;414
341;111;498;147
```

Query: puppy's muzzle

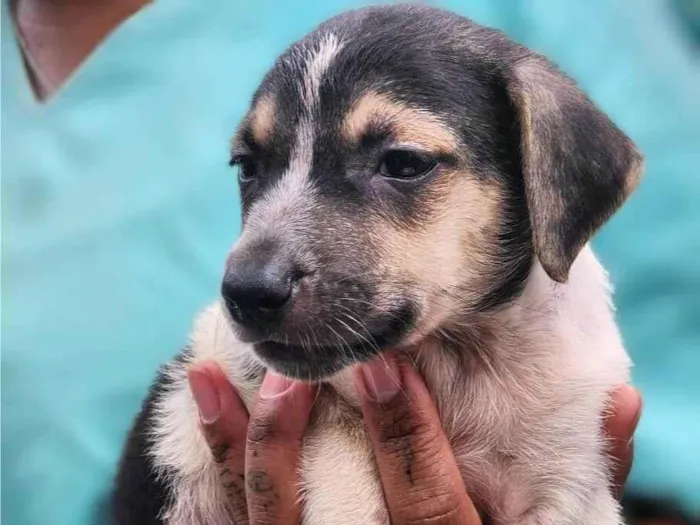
221;238;417;379
222;243;307;337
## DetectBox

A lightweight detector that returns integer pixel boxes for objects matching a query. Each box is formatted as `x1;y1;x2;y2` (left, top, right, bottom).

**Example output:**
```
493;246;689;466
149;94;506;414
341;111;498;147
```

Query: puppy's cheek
370;228;453;341
371;173;506;333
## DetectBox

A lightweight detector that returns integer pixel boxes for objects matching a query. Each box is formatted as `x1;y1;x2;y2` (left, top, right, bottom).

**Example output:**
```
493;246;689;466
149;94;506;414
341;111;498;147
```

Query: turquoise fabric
2;1;698;523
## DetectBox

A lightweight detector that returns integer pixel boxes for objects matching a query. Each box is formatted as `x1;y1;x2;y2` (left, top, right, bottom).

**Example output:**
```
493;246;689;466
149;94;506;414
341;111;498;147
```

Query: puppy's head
222;5;643;379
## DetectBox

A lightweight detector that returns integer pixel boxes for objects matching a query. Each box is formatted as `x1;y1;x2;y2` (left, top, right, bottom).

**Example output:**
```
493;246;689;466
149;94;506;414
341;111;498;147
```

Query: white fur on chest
149;247;630;525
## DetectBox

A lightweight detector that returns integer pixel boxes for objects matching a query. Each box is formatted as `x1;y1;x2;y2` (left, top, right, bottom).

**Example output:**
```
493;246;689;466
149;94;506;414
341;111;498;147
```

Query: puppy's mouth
252;305;416;380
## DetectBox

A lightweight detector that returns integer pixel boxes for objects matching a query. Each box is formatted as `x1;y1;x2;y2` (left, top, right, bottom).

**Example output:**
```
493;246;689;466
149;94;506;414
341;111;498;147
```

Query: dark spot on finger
221;476;246;505
248;417;276;444
404;444;415;484
246;469;274;493
211;443;230;464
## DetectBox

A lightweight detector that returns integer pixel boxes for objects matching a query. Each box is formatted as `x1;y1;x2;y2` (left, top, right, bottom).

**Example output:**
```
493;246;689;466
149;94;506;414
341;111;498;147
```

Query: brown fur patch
343;91;459;153
623;154;645;197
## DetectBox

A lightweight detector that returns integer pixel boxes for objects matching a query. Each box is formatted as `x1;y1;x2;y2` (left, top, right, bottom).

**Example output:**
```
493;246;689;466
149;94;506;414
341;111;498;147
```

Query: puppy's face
222;6;642;379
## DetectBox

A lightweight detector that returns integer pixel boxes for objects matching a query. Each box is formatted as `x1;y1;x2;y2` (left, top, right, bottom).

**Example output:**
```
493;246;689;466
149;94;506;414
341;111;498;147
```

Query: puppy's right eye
230;154;257;183
378;150;437;180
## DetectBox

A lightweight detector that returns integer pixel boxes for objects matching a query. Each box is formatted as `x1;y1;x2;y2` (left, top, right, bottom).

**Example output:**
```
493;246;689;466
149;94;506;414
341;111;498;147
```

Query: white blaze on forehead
300;33;344;112
291;32;345;184
244;34;344;239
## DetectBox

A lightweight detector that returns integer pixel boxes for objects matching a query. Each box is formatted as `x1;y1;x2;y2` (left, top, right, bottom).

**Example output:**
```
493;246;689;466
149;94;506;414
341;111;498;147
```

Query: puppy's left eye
379;150;437;180
229;154;257;183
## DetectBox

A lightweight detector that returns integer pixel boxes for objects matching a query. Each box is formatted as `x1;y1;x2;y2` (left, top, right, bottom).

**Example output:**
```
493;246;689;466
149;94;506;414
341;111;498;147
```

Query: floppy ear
506;57;643;282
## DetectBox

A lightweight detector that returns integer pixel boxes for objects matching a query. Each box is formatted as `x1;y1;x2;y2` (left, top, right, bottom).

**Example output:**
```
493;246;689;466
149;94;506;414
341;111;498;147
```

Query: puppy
112;5;643;524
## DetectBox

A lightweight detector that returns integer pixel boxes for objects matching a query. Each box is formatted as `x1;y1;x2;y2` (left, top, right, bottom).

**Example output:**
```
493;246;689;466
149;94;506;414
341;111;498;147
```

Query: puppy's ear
506;57;643;282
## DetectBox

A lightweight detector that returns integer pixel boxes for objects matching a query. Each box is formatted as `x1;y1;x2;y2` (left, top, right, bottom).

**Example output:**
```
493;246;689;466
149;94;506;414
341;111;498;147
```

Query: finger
604;384;642;499
245;372;317;525
355;353;482;525
188;361;250;524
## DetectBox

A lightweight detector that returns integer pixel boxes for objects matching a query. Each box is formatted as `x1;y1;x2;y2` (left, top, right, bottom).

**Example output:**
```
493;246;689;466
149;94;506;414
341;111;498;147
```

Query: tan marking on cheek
249;95;277;145
371;170;504;332
343;92;459;153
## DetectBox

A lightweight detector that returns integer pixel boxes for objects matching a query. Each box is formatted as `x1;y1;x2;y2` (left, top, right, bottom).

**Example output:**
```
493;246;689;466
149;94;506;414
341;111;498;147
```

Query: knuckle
209;442;232;465
222;479;248;520
246;412;278;449
375;401;416;443
245;469;280;524
400;490;466;524
203;417;246;457
246;407;304;458
247;500;277;525
230;505;249;525
375;403;436;456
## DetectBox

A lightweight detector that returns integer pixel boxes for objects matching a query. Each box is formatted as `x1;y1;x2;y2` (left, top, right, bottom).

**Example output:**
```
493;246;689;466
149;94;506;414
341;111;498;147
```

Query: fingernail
259;371;294;400
188;369;221;424
358;354;402;403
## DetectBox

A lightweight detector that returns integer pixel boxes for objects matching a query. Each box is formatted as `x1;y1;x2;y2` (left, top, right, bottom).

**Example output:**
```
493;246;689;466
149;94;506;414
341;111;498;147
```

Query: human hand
605;381;643;499
187;356;642;524
187;362;316;524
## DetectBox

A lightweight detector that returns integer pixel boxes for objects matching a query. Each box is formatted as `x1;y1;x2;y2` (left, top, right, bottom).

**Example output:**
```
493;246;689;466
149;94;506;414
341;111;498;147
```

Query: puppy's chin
251;305;417;381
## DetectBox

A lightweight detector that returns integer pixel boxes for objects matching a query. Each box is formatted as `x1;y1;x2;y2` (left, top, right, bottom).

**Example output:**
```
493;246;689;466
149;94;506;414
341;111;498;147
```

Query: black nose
221;259;299;328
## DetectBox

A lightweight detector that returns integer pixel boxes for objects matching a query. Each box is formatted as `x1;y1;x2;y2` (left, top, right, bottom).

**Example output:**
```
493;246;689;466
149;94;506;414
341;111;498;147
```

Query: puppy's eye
230;154;257;183
379;150;437;180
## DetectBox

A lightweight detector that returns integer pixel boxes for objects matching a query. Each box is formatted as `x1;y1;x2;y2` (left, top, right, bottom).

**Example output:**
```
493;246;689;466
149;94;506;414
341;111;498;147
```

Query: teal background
2;1;699;523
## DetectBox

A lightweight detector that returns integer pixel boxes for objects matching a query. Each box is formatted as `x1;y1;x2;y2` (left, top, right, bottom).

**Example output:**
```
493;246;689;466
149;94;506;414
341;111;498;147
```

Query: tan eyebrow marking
343;91;459;152
249;94;277;145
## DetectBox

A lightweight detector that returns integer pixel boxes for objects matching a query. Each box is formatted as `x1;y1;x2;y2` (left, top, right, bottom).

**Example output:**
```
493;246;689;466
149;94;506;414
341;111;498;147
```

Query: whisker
327;323;354;364
335;316;377;354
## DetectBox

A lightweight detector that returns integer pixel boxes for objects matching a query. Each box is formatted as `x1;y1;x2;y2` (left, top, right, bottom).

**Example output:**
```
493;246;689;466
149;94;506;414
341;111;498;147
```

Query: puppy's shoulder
112;351;191;524
124;305;258;525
